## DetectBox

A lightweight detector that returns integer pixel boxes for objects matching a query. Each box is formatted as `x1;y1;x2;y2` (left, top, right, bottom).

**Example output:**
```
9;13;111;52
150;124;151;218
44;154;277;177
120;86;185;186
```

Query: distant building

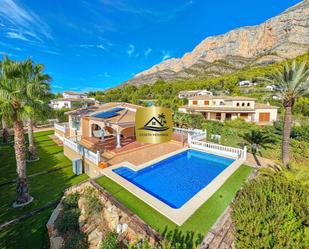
239;80;252;87
178;89;213;99
50;91;96;110
179;95;278;125
265;85;277;91
63;91;87;99
272;95;282;100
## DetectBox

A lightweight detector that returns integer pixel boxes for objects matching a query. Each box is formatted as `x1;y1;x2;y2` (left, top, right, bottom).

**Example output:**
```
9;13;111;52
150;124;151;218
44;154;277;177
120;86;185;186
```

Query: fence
63;137;101;165
173;127;206;136
189;134;247;160
54;122;69;133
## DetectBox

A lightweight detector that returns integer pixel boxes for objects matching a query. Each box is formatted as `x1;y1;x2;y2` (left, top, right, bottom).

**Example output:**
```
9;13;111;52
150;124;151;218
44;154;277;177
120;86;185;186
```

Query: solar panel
108;107;125;113
94;107;125;119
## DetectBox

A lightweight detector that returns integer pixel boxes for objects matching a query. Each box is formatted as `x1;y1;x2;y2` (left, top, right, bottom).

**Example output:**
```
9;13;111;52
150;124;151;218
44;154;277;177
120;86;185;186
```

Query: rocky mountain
122;1;309;86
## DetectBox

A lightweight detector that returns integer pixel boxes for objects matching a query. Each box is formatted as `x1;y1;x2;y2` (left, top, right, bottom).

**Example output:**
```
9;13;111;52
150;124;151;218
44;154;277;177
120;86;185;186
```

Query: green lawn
0;130;88;249
96;165;253;243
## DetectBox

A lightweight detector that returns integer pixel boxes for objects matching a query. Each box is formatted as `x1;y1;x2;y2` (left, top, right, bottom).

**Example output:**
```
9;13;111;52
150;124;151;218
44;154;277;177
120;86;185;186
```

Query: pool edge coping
101;148;245;226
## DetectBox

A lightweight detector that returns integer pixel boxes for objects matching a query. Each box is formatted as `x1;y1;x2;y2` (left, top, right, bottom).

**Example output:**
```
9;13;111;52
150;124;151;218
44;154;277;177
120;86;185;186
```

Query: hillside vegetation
90;52;309;112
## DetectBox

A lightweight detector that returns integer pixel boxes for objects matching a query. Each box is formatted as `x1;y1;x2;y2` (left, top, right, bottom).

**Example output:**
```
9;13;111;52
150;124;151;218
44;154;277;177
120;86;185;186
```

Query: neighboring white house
50;91;96;110
179;95;278;125
265;85;279;91
63;91;87;99
239;80;252;87
178;89;213;99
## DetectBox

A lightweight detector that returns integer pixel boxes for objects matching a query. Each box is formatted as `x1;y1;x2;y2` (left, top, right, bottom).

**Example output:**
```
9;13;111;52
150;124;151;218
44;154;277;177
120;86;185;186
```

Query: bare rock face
123;1;309;86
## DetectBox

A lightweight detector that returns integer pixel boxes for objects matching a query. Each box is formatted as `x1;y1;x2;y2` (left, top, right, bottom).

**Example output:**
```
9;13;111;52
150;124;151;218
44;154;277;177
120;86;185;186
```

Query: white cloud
53;85;64;89
161;50;171;61
127;44;135;56
144;48;152;57
6;31;29;41
79;44;106;50
98;72;111;78
0;51;14;56
0;0;52;42
100;0;193;23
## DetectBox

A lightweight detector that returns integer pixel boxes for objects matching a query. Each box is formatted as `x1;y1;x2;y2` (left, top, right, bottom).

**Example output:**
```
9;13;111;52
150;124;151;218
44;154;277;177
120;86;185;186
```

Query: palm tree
158;113;166;125
0;111;9;144
0;56;34;206
263;60;309;167
241;130;275;155
24;60;51;161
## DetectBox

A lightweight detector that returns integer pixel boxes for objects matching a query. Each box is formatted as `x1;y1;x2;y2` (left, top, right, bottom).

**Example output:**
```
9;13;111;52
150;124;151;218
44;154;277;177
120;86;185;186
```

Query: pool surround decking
101;148;246;225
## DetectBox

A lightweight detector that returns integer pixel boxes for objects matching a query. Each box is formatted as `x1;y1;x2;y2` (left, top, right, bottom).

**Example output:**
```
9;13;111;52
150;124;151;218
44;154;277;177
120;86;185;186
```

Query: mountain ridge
122;0;309;86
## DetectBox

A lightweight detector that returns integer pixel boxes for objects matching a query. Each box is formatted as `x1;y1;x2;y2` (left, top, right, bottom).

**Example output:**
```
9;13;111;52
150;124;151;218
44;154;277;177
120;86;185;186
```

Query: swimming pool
113;150;234;209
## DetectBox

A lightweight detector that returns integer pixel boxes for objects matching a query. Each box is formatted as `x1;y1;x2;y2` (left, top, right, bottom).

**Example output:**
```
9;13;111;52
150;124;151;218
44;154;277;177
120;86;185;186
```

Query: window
247;103;250;106
192;100;198;105
259;113;270;122
220;101;224;106
204;100;209;105
216;113;221;120
242;103;245;107
236;103;240;106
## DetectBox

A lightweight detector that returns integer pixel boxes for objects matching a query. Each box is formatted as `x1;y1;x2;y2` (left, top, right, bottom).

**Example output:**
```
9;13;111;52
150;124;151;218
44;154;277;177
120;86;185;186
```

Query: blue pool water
113;150;234;208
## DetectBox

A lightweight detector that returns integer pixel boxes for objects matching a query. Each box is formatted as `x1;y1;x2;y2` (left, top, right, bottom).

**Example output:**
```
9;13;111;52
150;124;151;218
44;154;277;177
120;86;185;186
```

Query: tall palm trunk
14;119;31;204
282;104;292;167
28;119;37;160
2;118;9;144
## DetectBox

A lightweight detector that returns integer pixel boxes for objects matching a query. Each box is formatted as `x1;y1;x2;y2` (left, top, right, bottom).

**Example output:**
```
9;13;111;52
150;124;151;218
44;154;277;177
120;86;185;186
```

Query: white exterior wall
63;93;86;99
188;99;255;108
253;108;278;123
51;100;72;109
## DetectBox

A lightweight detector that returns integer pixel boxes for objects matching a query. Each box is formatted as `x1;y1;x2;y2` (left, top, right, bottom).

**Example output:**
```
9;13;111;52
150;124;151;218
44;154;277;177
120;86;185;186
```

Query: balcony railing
188;133;247;160
63;137;101;165
54;122;69;133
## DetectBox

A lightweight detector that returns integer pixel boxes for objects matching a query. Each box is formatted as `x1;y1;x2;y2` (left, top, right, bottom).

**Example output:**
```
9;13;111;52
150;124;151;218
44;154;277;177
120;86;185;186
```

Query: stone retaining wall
47;180;161;249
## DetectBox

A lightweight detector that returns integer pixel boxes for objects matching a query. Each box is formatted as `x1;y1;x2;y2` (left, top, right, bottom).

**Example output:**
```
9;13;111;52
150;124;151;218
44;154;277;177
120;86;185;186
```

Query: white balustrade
54;122;69;133
63;137;100;165
189;137;247;160
63;137;79;152
84;149;101;165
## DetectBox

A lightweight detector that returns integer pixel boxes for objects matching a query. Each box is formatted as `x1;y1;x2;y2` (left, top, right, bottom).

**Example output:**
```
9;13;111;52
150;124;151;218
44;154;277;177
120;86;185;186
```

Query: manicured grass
96;165;253;241
0;130;88;249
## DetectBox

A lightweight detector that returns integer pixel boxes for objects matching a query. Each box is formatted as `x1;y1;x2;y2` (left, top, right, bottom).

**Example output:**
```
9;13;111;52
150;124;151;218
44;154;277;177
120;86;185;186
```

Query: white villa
63;91;87;99
179;95;278;124
178;89;213;99
50;91;96;109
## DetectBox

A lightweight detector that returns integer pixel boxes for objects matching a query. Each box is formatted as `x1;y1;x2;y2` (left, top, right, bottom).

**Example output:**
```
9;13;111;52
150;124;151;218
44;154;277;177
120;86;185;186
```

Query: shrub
291;124;309;142
232;171;309;249
100;232;119;249
202;120;223;135
57;208;81;233
65;231;88;249
83;187;103;215
290;139;309;162
63;192;80;210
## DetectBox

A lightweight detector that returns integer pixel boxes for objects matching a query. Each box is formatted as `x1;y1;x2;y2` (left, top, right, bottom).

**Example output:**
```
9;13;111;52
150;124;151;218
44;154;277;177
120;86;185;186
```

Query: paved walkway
245;153;276;168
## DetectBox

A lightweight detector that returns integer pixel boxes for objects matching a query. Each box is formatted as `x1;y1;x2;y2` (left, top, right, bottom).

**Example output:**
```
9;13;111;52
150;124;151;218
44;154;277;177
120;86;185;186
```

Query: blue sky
0;0;301;92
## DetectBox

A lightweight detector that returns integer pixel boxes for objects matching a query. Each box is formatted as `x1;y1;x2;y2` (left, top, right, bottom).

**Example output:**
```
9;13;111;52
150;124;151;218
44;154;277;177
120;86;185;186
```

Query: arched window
242;103;245;107
247;103;250;106
236;103;240;106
